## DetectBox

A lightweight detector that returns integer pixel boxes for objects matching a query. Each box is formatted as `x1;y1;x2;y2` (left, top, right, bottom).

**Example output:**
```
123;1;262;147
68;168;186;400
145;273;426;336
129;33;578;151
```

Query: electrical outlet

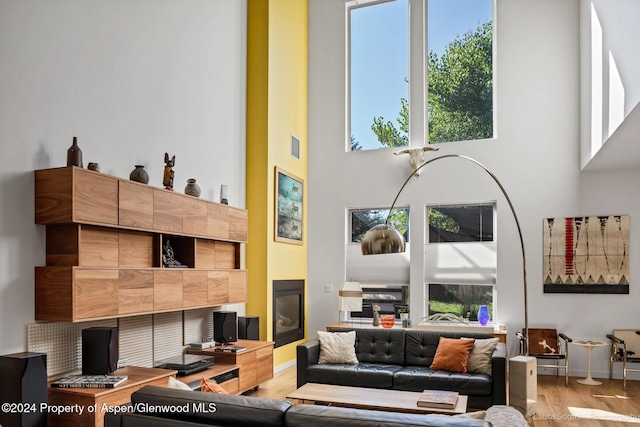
324;284;333;293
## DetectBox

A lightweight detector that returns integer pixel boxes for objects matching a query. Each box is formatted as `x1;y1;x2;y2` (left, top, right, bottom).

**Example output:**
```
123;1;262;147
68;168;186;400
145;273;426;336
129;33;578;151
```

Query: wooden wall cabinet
34;167;248;322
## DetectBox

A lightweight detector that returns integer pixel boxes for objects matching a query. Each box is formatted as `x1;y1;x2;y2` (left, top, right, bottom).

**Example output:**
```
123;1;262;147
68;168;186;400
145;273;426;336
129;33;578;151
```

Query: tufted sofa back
405;330;495;366
331;327;406;365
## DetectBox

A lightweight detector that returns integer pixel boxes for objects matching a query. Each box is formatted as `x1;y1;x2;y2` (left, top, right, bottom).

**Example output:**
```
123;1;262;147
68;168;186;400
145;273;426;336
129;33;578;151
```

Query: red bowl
380;315;395;328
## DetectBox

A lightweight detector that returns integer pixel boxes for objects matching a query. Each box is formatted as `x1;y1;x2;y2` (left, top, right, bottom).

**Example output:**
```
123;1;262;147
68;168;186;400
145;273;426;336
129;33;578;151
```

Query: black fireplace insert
273;280;304;348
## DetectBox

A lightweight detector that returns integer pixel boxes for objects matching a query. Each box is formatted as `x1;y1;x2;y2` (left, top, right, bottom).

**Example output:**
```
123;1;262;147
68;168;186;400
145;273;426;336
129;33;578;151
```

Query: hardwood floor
246;366;640;426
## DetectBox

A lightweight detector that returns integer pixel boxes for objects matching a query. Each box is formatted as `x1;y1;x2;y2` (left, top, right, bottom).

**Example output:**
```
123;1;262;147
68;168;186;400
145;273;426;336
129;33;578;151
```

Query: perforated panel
184;308;214;345
119;315;153;368
28;319;116;377
27;310;220;378
153;312;184;362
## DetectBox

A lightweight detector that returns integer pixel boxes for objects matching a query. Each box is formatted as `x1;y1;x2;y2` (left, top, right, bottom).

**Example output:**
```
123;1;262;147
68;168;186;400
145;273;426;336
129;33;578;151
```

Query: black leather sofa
104;385;494;427
297;328;507;410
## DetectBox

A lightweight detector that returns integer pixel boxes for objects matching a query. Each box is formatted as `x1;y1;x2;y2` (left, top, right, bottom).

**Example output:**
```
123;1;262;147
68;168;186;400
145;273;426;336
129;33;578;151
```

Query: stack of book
416;390;459;409
50;375;128;389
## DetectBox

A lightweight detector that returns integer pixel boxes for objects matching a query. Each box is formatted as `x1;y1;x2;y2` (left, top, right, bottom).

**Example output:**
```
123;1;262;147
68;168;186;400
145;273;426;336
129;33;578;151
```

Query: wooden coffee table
286;383;468;415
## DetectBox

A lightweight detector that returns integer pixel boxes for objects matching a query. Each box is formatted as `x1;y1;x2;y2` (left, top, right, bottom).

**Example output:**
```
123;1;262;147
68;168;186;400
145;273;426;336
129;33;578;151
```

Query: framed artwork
543;215;629;294
275;167;303;245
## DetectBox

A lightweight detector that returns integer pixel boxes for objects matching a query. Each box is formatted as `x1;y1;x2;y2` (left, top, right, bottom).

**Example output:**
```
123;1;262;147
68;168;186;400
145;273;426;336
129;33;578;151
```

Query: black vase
67;137;83;167
130;165;149;184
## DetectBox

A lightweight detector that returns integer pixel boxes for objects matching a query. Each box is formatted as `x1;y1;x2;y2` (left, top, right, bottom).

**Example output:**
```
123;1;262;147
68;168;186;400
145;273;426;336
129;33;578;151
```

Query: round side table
571;340;608;385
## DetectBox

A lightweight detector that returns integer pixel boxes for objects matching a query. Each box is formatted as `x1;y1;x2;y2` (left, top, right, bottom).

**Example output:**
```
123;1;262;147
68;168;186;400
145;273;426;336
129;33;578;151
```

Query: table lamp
338;281;363;323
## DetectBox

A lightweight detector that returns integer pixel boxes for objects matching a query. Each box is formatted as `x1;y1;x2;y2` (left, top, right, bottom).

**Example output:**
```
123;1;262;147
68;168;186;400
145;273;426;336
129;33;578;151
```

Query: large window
346;207;411;295
427;0;493;143
347;0;493;151
425;203;496;323
348;0;409;151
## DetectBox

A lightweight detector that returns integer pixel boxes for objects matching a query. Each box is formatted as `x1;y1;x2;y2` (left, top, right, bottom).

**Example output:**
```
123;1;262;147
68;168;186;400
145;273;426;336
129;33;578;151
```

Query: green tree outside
370;21;493;146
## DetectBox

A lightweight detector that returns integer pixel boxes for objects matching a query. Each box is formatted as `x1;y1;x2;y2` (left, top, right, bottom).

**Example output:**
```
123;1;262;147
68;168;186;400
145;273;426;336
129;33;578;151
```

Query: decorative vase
185;178;201;198
220;184;229;205
478;305;490;326
129;165;149;184
380;315;395;328
66;136;83;167
372;311;380;326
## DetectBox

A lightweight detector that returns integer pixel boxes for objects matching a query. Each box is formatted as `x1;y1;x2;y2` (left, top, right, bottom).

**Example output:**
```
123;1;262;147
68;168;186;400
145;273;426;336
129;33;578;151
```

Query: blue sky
350;0;492;151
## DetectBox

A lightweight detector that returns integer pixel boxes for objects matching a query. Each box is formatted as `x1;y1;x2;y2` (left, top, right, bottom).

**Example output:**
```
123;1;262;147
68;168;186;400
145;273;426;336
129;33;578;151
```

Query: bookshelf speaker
0;352;47;427
214;311;237;344
238;316;259;340
82;327;118;374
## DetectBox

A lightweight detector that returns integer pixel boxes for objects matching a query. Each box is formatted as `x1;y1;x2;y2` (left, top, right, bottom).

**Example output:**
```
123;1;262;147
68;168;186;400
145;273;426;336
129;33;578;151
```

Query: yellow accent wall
246;0;308;368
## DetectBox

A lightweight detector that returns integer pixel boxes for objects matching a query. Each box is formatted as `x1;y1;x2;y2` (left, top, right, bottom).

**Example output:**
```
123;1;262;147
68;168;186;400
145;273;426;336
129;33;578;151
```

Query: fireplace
273;280;304;348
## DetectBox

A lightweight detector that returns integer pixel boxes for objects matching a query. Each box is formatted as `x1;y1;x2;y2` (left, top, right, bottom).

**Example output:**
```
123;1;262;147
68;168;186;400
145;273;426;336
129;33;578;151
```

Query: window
427;0;494;144
347;0;493;150
347;0;409;151
428;283;493;321
350;207;409;243
425;203;497;323
428;204;494;243
346;207;410;293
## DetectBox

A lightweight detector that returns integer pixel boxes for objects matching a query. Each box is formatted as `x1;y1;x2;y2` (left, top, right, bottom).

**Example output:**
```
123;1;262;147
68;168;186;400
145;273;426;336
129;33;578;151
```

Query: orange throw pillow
430;337;476;373
200;377;229;394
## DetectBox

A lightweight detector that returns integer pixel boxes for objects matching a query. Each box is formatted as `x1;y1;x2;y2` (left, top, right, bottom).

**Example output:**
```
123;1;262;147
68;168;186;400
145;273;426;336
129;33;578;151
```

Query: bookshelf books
51;375;128;389
416;390;459;408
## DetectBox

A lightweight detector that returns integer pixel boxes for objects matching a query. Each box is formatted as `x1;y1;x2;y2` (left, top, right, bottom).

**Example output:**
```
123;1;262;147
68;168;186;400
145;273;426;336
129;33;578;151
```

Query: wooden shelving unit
34;166;248;322
188;340;274;394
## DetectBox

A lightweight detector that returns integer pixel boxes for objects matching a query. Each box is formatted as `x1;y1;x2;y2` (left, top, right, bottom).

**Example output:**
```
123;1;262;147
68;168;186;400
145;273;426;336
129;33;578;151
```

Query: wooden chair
607;329;640;390
516;328;572;386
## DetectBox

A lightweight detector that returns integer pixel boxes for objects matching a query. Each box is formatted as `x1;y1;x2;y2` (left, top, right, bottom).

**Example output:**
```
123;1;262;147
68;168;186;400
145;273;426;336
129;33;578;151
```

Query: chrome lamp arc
360;154;529;353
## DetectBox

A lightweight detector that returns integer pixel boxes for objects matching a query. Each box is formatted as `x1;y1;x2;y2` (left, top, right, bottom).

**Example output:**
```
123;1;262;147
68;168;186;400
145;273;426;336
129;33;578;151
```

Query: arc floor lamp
360;154;529;352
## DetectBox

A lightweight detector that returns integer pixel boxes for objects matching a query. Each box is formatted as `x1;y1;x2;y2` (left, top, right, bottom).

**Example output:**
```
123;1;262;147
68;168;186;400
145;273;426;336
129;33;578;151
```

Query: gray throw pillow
317;331;359;364
463;337;499;375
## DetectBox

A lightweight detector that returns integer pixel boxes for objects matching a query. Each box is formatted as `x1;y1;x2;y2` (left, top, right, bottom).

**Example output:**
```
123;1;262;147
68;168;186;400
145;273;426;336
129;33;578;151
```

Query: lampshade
338;281;363;312
361;224;406;255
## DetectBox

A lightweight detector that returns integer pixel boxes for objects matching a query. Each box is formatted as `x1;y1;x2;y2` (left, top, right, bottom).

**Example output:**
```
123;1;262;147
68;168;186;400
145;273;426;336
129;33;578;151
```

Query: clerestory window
347;0;494;151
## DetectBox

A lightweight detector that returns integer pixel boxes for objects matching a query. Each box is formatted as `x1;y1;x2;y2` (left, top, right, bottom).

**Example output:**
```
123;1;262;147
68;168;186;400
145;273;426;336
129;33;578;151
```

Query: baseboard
274;359;296;374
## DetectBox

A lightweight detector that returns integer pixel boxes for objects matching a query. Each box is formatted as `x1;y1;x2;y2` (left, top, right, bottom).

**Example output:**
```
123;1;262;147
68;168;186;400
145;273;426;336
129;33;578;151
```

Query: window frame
345;0;496;151
424;201;498;324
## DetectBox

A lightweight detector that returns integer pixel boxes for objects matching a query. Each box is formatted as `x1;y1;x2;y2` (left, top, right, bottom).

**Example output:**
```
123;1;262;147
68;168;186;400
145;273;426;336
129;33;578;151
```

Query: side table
47;366;177;427
572;340;608;385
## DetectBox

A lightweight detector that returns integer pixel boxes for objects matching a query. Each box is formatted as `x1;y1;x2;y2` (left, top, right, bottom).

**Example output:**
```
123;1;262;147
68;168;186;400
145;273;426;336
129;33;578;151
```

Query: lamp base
509;356;537;418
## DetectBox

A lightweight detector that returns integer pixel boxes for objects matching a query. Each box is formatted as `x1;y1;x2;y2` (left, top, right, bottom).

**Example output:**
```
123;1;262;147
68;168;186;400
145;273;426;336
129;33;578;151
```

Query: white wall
308;0;640;380
580;0;640;169
0;0;247;355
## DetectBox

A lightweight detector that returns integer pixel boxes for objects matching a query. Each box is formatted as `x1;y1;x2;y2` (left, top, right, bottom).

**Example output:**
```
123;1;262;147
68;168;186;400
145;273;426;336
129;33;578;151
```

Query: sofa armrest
297;339;320;388
491;342;507;405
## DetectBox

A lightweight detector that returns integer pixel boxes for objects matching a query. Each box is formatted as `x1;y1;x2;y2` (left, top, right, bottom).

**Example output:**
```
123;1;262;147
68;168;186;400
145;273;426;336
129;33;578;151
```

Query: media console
188;339;274;394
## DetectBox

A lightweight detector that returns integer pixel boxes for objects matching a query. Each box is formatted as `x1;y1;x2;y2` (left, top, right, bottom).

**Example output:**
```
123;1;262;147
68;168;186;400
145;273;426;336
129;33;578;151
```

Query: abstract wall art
543;215;629;294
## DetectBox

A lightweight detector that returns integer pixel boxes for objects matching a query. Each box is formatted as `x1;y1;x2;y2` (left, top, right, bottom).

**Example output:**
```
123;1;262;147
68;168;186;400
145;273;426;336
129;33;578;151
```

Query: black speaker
0;352;47;427
238;316;259;340
214;311;237;344
82;327;118;374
